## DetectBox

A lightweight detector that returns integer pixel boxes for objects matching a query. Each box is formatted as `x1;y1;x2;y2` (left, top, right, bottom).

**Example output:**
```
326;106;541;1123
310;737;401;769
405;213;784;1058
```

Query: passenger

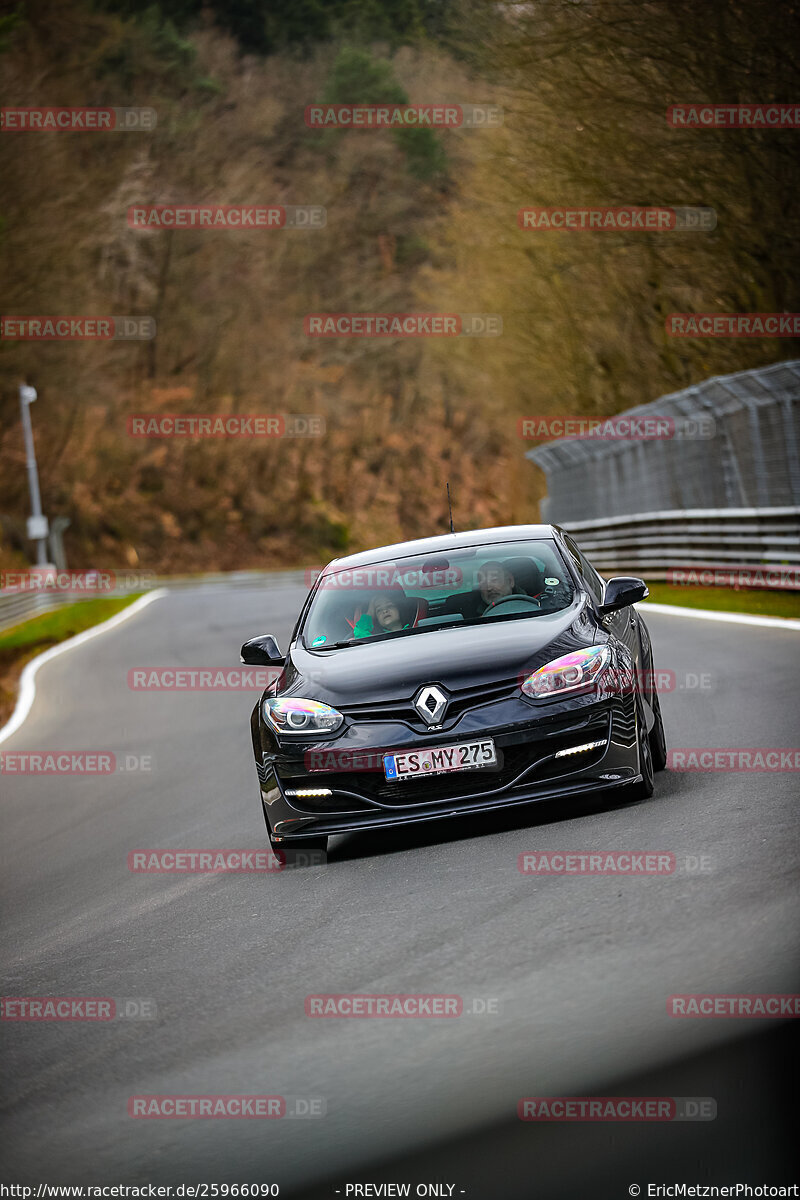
353;592;410;639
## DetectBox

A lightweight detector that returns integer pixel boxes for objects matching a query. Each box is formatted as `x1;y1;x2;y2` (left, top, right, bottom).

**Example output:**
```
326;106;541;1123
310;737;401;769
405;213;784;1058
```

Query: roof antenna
446;481;456;534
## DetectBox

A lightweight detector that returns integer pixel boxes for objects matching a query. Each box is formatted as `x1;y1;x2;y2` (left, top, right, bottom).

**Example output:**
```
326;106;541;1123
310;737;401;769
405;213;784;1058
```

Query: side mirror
599;576;649;614
240;634;284;666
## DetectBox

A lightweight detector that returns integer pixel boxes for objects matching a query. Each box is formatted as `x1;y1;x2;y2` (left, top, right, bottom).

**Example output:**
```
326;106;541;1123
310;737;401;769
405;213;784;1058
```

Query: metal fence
528;360;800;523
527;360;800;582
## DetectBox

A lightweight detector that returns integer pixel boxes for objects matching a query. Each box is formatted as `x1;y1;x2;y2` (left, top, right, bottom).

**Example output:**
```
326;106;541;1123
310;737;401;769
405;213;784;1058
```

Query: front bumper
253;691;643;842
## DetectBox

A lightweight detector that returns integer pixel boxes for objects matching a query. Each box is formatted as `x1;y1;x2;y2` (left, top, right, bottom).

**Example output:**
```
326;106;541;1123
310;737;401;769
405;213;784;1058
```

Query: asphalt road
1;577;798;1192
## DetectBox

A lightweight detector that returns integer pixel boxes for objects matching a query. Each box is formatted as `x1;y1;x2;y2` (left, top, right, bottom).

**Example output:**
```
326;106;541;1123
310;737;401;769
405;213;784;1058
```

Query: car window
580;555;606;603
301;539;576;649
563;534;605;603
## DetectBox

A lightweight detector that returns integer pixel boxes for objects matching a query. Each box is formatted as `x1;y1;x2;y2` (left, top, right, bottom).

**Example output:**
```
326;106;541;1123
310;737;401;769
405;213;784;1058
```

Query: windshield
301;538;576;649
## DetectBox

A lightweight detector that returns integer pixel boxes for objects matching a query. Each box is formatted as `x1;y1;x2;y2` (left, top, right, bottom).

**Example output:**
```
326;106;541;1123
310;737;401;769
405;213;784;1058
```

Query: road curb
0;588;169;747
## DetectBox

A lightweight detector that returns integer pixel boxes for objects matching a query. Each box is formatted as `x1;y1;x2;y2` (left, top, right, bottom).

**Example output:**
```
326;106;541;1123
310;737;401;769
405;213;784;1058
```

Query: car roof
323;524;560;573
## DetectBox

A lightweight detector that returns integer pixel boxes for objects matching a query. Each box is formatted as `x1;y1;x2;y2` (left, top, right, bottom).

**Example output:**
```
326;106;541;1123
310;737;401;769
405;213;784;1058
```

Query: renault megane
241;525;667;853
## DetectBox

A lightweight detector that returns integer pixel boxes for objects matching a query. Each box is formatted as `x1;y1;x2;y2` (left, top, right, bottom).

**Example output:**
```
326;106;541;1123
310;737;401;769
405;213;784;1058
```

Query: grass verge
642;584;800;621
0;595;142;728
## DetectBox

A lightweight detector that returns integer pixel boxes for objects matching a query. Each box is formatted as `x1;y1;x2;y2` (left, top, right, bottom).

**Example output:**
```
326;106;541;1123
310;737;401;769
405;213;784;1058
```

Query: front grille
338;678;520;728
277;722;609;811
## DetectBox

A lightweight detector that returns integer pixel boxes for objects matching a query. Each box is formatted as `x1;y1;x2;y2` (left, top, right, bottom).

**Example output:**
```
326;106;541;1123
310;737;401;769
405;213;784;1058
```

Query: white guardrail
563;506;800;587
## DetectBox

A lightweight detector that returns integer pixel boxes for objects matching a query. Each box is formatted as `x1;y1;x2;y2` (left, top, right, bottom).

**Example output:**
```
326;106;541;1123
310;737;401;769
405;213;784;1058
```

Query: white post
19;383;49;567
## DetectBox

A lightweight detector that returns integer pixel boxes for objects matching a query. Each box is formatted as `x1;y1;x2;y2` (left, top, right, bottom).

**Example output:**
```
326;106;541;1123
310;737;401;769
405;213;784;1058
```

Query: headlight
264;697;343;735
521;646;612;699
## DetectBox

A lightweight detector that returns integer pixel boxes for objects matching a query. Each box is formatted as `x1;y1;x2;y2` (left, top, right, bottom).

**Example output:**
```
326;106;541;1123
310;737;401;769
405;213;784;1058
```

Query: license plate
383;738;497;781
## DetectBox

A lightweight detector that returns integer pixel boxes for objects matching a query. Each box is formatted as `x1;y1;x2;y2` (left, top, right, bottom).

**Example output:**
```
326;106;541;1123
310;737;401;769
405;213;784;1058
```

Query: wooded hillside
1;0;797;571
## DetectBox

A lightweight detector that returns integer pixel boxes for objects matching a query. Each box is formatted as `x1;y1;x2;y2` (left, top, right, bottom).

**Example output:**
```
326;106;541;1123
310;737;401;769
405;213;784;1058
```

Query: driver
477;561;516;612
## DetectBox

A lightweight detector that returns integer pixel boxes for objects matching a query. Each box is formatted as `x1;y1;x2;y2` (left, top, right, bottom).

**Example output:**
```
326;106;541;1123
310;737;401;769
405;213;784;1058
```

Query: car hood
284;595;596;705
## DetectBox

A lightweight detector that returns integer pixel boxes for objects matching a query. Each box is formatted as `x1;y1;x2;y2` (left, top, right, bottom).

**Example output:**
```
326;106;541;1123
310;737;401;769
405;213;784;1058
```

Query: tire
648;689;668;772
622;704;655;802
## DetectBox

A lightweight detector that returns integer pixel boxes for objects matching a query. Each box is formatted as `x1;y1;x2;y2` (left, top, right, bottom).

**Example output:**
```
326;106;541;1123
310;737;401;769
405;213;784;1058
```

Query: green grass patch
0;595;142;653
0;595;142;725
642;584;800;620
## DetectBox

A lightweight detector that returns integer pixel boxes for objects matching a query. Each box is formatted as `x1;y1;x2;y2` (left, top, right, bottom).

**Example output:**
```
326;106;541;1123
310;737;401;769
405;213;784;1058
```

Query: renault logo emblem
414;684;448;726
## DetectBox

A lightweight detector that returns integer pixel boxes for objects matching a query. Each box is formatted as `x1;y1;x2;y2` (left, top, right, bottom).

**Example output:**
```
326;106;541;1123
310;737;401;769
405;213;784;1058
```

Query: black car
242;525;667;853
